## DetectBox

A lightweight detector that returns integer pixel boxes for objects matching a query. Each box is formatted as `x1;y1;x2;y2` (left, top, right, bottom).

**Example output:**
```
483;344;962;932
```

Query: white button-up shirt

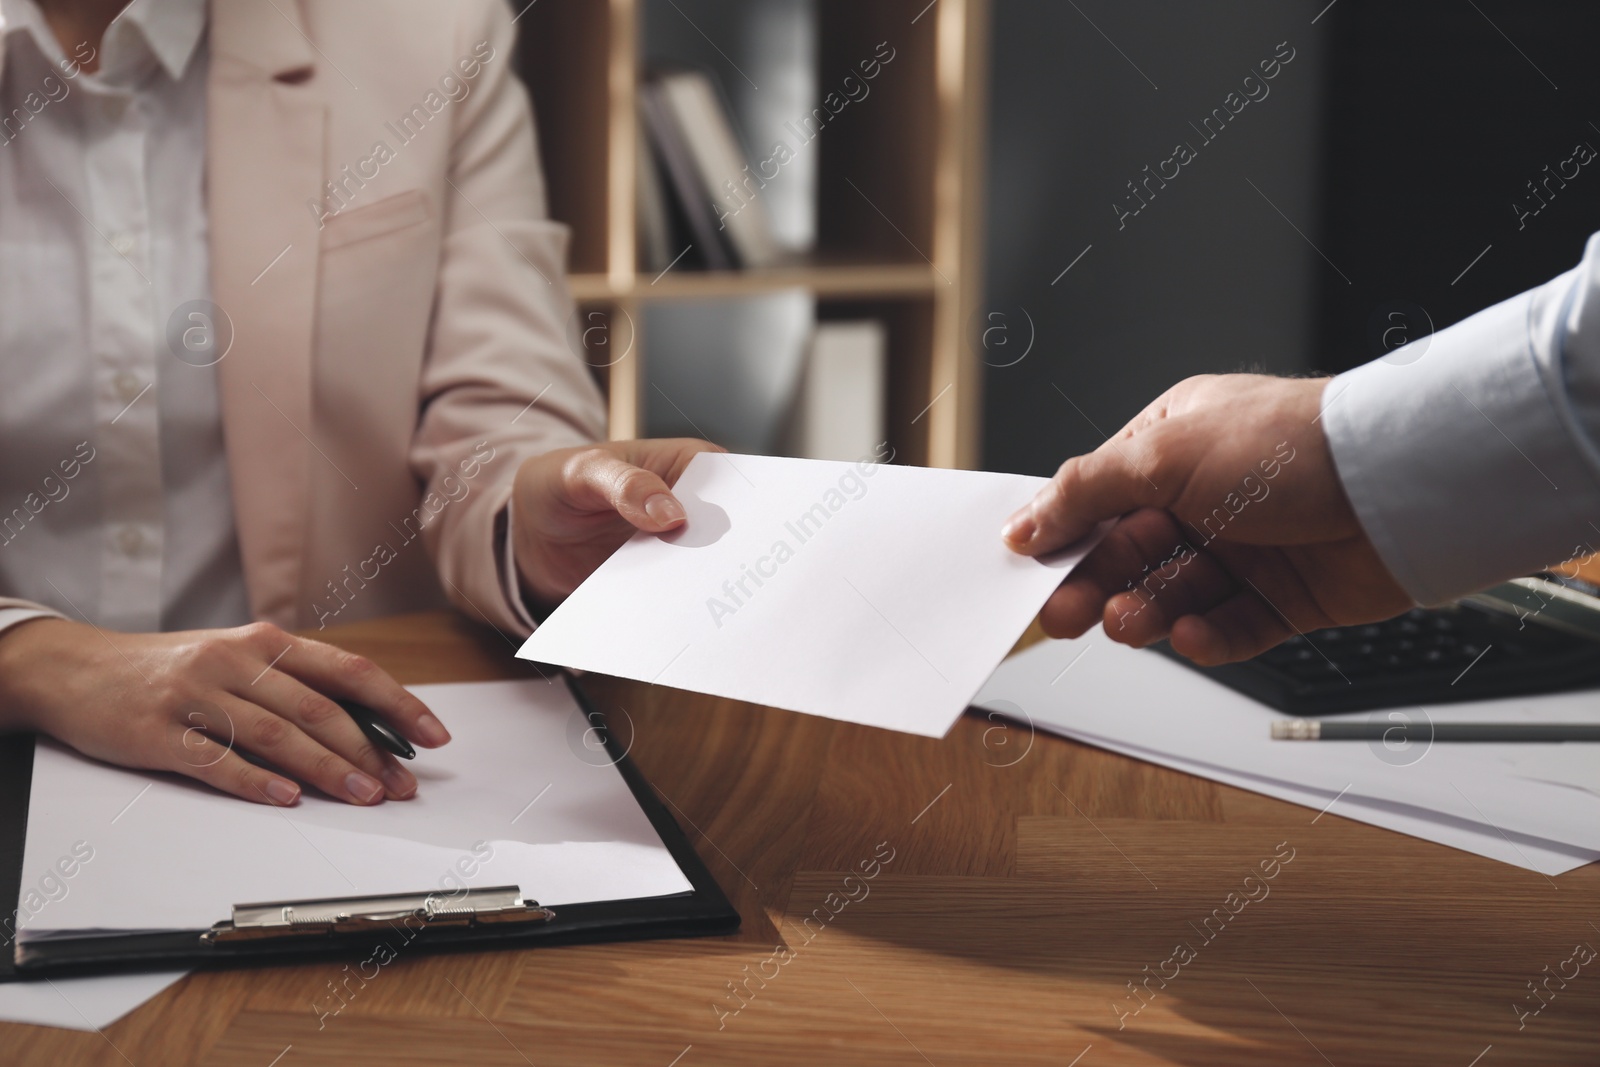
0;0;250;634
1325;228;1600;605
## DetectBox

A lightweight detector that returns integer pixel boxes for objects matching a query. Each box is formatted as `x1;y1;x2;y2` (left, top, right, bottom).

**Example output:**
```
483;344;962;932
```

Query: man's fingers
1058;509;1187;590
1101;549;1239;648
239;669;416;800
1162;545;1332;664
1038;510;1336;660
1005;437;1171;557
267;631;450;750
1037;578;1108;639
1169;592;1298;665
1037;509;1197;640
565;449;686;532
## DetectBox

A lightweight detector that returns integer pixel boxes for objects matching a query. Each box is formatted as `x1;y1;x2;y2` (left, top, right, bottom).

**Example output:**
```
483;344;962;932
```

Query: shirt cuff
495;498;541;634
1322;269;1600;606
0;606;65;639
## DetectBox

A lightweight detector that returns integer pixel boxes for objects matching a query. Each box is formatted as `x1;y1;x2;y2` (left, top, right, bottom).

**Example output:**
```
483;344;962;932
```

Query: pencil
1271;721;1600;742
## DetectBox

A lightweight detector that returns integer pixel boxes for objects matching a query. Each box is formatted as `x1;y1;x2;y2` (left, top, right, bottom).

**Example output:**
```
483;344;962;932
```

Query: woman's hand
1003;374;1412;664
0;618;449;805
510;438;725;607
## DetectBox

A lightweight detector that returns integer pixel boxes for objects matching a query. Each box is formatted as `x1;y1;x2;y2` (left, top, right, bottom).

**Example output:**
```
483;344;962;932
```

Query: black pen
340;700;416;759
1272;721;1600;743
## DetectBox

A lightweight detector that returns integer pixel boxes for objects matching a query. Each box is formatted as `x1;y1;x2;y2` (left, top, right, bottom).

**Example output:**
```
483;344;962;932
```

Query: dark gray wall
981;0;1328;475
1311;2;1600;373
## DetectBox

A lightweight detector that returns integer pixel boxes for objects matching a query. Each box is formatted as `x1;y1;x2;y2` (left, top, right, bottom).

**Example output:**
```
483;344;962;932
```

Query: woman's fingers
253;627;450;750
622;437;727;485
215;694;389;804
558;439;725;533
238;668;416;800
591;439;727;529
551;448;682;532
175;740;303;807
171;625;433;806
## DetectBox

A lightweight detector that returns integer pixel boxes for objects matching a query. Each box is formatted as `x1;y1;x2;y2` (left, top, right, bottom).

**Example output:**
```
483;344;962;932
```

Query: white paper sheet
519;453;1101;737
17;679;693;938
1044;729;1599;875
0;970;188;1031
973;636;1600;876
1510;745;1600;798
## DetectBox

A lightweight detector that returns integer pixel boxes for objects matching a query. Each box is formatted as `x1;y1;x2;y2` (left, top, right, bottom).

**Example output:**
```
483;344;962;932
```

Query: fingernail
381;764;417;799
346;772;384;804
265;778;299;806
644;493;686;527
416;712;450;746
1002;510;1035;544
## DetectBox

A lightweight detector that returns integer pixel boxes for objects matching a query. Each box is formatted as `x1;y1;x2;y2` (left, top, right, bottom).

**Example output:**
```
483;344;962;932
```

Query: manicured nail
644;493;686;527
346;772;384;804
415;712;450;746
265;778;299;806
1002;510;1035;544
381;764;417;799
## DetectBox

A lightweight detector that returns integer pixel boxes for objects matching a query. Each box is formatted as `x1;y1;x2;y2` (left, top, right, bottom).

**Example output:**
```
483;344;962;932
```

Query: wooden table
5;611;1599;1065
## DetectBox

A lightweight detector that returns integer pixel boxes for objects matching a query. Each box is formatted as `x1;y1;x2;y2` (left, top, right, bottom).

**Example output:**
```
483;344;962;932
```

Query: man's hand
511;438;725;607
1002;374;1412;664
0;619;449;805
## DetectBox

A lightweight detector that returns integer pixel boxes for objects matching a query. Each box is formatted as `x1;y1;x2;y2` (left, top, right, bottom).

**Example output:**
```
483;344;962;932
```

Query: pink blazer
2;0;607;636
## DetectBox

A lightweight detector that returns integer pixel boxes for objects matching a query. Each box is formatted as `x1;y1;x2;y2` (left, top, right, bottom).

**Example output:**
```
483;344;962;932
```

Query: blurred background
512;0;1600;475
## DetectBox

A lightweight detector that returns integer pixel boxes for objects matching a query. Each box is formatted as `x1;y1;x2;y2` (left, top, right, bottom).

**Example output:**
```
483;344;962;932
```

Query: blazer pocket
320;189;433;252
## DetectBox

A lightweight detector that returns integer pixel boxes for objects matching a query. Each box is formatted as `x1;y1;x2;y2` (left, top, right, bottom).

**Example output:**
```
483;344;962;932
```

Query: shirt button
113;371;142;403
110;233;137;256
116;526;144;556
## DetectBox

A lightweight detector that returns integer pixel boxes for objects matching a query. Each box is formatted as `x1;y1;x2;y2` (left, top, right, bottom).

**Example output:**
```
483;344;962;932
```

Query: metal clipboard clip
202;885;555;944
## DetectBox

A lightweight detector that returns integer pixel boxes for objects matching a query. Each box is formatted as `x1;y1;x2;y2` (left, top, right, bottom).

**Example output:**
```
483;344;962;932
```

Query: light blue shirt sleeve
1321;232;1600;606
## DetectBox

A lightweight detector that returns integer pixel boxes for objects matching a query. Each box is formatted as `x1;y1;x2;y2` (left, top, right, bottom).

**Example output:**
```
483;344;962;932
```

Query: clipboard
0;675;738;982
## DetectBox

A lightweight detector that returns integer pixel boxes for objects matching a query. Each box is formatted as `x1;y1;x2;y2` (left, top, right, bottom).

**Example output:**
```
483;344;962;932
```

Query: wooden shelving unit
515;0;990;468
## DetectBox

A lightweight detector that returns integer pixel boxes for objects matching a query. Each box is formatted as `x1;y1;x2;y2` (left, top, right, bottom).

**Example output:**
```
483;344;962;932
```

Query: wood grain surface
4;610;1597;1066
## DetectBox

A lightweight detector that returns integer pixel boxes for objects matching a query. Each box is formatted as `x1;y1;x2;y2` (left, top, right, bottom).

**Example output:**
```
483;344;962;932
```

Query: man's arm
1000;232;1600;663
1321;233;1600;605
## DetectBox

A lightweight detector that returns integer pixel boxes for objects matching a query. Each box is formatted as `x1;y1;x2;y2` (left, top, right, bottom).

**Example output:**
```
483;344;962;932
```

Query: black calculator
1155;575;1600;715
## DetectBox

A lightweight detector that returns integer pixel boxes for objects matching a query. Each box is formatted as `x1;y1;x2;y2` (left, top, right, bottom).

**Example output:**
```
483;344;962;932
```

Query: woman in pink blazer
0;0;715;805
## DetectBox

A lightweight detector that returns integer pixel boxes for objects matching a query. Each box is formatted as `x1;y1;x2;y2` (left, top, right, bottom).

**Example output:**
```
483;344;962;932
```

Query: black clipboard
0;675;738;982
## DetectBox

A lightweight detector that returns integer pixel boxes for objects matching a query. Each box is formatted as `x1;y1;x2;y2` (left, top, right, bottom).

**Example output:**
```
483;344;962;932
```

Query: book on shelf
779;320;887;461
636;125;674;273
639;69;783;272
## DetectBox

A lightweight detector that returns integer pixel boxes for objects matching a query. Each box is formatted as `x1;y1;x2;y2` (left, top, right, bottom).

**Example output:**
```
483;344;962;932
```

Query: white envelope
519;453;1099;736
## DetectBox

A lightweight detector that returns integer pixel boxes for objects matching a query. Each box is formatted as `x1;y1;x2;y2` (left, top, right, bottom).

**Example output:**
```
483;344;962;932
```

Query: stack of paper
17;679;693;941
0;970;188;1031
973;635;1600;876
